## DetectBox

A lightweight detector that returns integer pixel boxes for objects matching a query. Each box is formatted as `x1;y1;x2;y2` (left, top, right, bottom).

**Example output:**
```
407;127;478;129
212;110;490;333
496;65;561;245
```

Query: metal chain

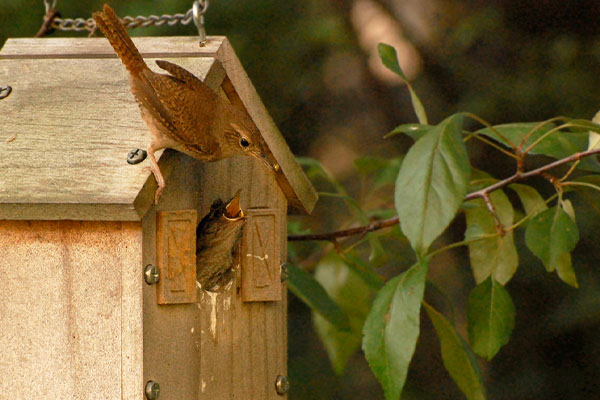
41;0;208;37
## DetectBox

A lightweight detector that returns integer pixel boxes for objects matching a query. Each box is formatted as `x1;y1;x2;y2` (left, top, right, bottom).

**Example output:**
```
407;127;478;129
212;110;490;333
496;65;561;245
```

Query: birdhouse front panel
140;152;287;400
0;220;143;400
1;35;315;399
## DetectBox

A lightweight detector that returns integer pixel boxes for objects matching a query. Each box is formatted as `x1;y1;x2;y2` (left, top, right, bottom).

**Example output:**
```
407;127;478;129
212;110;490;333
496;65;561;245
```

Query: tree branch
288;216;399;241
288;148;600;242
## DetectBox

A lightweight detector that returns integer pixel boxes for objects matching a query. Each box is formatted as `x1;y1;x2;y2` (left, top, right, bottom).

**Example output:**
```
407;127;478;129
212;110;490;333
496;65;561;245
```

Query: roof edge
215;38;317;214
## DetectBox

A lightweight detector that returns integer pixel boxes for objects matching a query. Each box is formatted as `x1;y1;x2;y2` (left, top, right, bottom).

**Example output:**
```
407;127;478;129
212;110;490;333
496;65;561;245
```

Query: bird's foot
143;165;166;204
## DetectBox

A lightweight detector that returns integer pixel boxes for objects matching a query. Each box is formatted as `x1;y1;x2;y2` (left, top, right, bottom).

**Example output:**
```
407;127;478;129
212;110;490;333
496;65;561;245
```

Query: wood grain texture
156;209;198;304
0;220;143;400
195;157;288;400
0;36;224;59
142;153;204;400
241;208;282;302
142;151;287;399
0;43;224;220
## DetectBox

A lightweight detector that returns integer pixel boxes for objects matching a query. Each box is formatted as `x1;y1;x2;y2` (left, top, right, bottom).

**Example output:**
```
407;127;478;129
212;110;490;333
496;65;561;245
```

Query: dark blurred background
2;0;600;398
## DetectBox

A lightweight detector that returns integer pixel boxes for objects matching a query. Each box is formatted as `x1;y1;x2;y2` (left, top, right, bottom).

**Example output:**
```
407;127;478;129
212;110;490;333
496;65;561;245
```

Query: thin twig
464;148;600;201
481;192;505;235
464;112;516;150
288;216;399;241
288;147;600;242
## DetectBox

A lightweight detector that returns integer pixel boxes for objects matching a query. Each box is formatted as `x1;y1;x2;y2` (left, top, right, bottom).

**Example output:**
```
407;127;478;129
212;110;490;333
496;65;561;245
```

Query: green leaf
395;114;470;255
314;254;372;375
588;131;600;150
378;43;428;125
287;263;351;331
588;110;600;150
467;277;516;360
562;199;576;221
362;260;428;400
367;233;387;265
297;156;337;186
424;303;486;400
475;122;553;149
476;121;600;172
342;252;385;290
555;252;578;288
465;171;518;284
354;156;402;188
509;184;548;216
525;205;579;272
318;192;369;225
385;123;432;141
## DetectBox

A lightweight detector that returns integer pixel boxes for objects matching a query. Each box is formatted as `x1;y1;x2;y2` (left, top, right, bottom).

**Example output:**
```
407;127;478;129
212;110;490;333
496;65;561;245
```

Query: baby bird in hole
93;4;272;203
196;190;246;291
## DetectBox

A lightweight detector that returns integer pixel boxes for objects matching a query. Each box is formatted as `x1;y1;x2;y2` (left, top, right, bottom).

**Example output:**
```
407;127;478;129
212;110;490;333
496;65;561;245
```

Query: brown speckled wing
142;71;218;158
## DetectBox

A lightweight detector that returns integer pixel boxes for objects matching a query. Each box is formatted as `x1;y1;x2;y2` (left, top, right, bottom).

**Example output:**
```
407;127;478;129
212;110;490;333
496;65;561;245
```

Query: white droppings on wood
190;327;194;334
207;291;219;339
223;296;231;311
246;253;268;261
201;380;206;392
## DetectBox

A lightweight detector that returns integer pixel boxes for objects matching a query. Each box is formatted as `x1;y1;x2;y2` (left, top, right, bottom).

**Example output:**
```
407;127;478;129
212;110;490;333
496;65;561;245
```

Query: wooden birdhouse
0;36;316;399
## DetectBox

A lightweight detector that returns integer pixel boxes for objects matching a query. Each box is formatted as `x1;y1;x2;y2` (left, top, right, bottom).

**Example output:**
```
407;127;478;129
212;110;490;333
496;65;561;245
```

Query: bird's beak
253;148;279;172
225;189;244;220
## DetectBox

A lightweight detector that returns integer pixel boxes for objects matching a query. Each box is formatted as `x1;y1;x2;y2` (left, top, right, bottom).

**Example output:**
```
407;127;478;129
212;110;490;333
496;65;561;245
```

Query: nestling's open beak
224;189;244;220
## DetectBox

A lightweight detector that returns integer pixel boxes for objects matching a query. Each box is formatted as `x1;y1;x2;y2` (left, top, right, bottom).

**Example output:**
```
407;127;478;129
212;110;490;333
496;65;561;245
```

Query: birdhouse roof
0;36;317;220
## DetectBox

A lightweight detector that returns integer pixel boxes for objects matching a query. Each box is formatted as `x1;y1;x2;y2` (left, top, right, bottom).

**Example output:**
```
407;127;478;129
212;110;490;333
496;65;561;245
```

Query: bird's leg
145;144;166;203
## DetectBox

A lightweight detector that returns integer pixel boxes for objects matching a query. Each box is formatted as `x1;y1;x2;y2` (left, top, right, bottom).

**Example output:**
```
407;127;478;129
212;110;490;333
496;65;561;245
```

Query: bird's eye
240;138;250;148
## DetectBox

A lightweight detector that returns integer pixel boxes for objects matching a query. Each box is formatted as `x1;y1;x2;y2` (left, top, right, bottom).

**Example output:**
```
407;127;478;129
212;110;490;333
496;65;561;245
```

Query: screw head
127;148;147;165
275;375;289;395
0;85;12;100
145;381;160;399
144;264;159;285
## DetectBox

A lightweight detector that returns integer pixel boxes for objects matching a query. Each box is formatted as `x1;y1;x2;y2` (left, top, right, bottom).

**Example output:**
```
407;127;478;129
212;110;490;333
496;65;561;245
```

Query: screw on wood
144;264;159;285
275;375;289;395
145;381;160;399
0;86;12;99
127;148;148;165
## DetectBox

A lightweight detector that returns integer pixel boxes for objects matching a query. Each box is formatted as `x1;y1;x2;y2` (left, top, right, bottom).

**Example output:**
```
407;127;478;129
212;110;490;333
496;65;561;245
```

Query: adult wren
93;5;272;202
196;190;246;291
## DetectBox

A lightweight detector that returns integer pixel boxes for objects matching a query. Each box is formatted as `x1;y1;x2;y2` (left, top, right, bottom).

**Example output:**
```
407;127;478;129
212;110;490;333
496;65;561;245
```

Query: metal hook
193;0;208;46
44;0;57;13
0;86;12;100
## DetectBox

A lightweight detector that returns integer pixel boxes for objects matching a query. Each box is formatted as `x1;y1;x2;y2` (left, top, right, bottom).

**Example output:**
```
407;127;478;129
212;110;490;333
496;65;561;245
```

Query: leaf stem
518;116;567;151
464;112;516;149
466;133;519;159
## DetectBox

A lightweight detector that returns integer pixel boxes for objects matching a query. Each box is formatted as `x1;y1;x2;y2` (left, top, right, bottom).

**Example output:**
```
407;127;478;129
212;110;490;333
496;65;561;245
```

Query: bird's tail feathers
93;4;147;77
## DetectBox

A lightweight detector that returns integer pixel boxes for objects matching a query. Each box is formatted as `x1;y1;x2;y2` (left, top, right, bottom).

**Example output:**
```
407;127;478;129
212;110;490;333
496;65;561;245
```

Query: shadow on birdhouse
196;189;245;292
0;23;317;400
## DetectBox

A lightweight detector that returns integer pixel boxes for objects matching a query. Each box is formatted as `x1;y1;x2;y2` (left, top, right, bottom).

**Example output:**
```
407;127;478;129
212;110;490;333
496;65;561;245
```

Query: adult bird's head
224;114;274;170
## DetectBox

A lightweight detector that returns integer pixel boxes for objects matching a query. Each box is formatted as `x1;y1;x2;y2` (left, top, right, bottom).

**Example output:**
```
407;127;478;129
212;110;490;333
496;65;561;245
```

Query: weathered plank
0;220;143;400
0;36;224;59
142;153;204;400
195;156;288;400
0;52;224;220
0;36;316;219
